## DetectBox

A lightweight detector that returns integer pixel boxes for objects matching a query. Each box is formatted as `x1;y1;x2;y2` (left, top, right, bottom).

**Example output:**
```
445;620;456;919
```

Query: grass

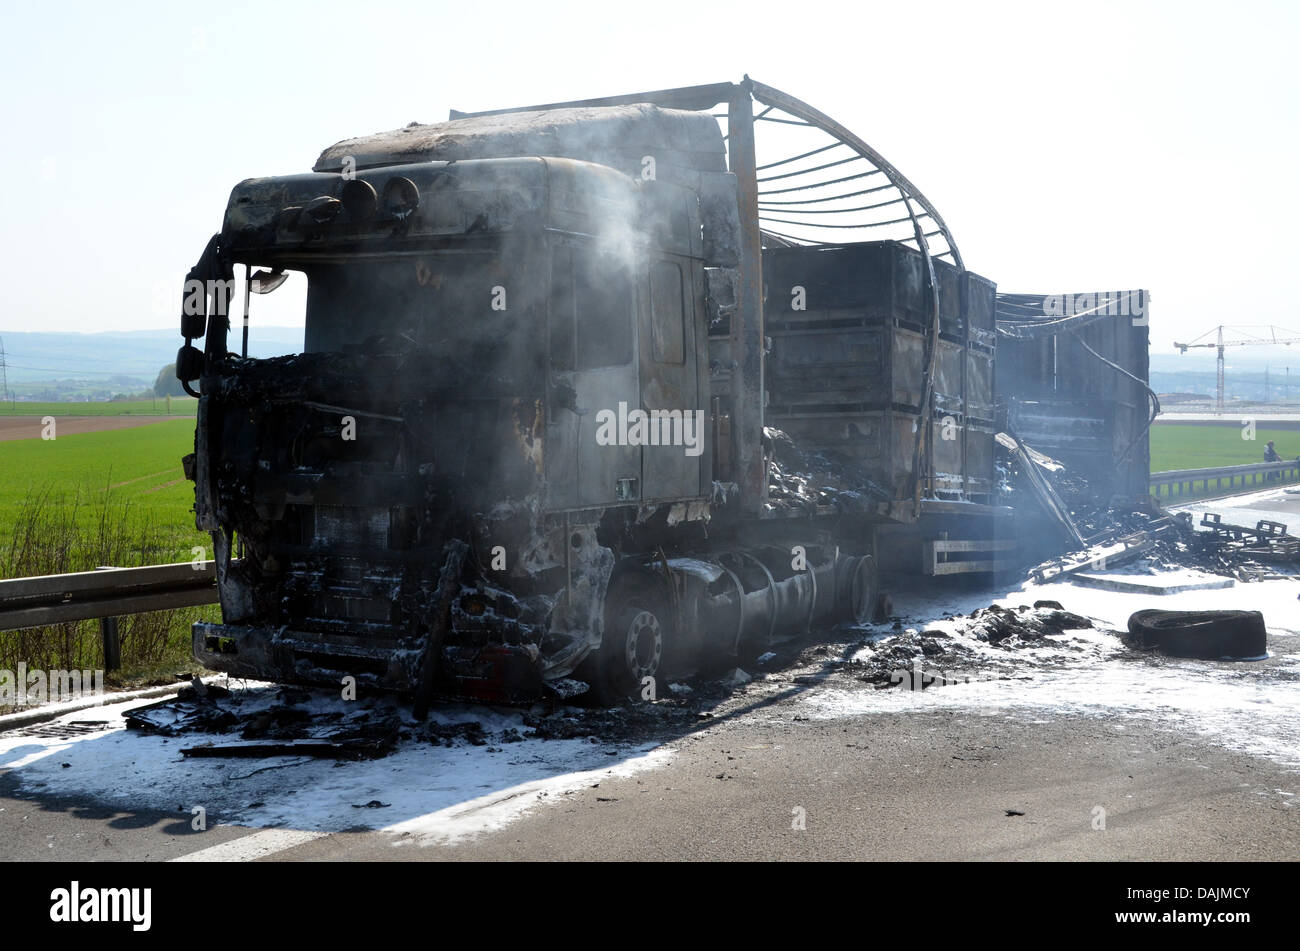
0;420;202;560
1149;422;1300;502
0;397;197;416
1149;424;1299;472
1;419;216;689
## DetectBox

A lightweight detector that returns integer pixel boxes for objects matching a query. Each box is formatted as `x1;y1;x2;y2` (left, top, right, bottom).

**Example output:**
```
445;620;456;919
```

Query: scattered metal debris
125;696;238;735
1014;452;1300;584
125;678;400;759
968;604;1093;644
181;737;395;761
1197;514;1300;566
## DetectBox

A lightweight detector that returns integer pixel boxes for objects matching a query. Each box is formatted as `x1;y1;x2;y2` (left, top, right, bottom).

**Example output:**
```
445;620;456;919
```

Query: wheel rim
623;609;664;681
849;556;878;625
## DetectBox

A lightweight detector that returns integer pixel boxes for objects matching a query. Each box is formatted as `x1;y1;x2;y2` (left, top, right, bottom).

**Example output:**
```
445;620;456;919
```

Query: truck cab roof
313;104;727;186
222;155;703;261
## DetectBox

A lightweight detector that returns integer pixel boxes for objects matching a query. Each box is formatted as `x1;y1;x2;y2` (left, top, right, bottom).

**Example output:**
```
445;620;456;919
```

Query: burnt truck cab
183;138;724;701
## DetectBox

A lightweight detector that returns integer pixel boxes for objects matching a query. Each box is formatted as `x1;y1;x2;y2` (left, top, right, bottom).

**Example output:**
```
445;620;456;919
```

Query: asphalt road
3;703;1296;862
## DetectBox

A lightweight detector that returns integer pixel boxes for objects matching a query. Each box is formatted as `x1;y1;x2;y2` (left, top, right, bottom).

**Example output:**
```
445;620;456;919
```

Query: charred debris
166;78;1291;714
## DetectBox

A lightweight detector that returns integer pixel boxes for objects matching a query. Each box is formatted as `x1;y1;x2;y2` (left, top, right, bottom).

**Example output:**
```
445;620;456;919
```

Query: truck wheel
847;555;879;625
590;578;671;702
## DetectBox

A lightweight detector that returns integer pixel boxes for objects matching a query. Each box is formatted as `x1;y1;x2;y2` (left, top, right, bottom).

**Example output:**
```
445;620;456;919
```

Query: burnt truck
176;78;1152;704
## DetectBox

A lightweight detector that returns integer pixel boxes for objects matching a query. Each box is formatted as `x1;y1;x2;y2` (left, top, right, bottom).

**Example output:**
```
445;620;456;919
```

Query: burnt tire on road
1126;609;1267;659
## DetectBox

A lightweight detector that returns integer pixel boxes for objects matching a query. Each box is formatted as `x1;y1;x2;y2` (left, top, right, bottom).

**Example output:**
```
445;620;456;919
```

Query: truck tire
1126;609;1267;659
586;575;671;703
847;555;879;625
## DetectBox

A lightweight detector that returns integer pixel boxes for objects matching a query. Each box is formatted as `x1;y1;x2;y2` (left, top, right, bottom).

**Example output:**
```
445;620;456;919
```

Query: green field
0;419;203;563
4;420;1293;564
3;420;1292;560
1149;424;1299;472
0;418;214;683
0;397;197;416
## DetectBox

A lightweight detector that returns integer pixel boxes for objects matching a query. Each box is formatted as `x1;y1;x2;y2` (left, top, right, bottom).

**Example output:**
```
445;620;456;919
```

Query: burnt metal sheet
997;289;1152;499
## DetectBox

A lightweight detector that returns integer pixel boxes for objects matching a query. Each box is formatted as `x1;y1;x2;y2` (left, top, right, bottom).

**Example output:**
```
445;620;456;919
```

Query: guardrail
0;561;220;670
1149;459;1300;500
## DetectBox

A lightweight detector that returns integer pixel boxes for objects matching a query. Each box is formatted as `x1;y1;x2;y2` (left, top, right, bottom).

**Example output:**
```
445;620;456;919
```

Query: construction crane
1174;325;1300;414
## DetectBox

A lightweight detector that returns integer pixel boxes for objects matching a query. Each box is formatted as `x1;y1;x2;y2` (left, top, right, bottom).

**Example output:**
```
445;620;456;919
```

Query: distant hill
0;327;305;386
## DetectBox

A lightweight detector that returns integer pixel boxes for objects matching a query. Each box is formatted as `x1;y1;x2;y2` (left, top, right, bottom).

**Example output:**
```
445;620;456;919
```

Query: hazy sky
0;0;1296;357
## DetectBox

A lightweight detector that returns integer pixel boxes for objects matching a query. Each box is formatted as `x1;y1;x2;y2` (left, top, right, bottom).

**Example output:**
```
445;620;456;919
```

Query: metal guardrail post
95;566;121;671
101;616;121;671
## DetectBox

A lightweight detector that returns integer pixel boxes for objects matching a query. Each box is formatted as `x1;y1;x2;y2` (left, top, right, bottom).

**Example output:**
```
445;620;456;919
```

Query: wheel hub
624;609;663;679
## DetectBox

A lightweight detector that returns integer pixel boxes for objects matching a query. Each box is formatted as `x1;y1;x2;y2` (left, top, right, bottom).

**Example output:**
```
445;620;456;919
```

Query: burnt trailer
175;78;1148;703
996;291;1153;502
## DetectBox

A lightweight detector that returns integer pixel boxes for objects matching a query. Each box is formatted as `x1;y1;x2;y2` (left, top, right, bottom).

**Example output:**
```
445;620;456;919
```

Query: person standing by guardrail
1264;440;1283;481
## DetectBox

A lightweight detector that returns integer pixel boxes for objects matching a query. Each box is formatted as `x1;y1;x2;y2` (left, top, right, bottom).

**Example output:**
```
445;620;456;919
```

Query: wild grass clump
0;484;217;686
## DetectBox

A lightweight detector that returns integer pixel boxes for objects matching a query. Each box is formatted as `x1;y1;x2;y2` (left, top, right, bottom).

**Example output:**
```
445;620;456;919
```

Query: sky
0;0;1296;357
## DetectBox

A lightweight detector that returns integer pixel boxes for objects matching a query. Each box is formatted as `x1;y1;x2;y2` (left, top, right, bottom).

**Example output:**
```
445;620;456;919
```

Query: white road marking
170;828;326;862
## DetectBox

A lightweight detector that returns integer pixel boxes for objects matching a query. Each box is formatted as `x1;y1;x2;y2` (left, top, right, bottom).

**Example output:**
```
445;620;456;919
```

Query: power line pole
0;335;9;408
